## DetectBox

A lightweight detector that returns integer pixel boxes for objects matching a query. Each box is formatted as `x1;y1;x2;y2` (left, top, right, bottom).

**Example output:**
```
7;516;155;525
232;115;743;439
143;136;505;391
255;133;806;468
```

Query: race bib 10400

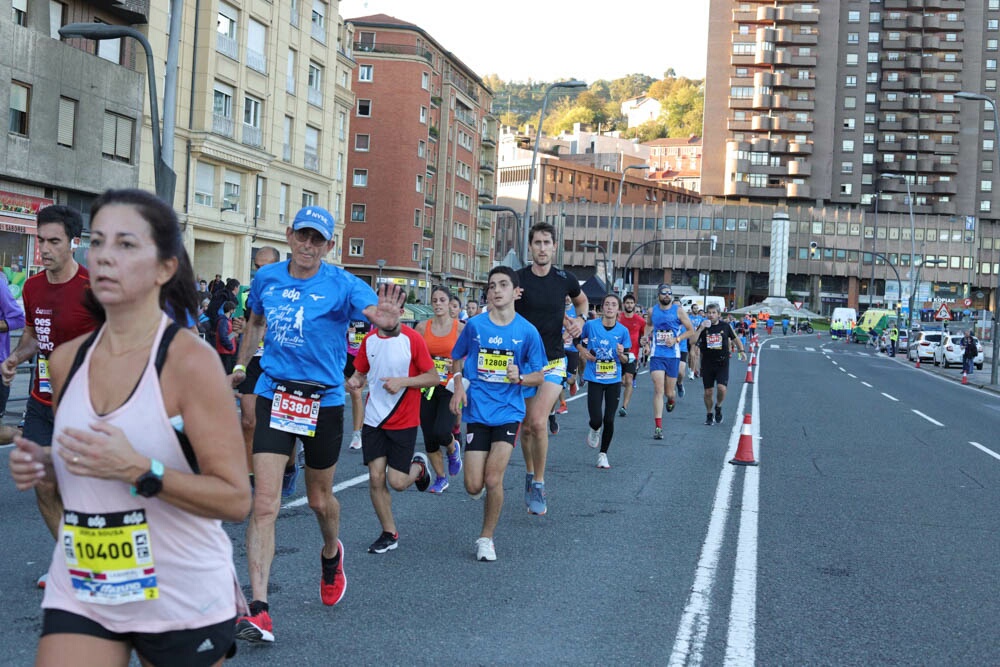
62;508;157;605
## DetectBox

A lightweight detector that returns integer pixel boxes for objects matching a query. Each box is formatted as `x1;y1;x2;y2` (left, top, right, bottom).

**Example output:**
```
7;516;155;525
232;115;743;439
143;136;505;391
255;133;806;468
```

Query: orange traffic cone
744;364;754;384
730;414;758;466
915;356;921;369
962;371;968;385
816;331;821;339
749;352;757;367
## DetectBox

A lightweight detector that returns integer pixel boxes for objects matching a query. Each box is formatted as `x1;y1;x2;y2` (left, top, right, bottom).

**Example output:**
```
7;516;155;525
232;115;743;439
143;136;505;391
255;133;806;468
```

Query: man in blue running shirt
450;267;547;562
644;284;696;440
229;206;406;641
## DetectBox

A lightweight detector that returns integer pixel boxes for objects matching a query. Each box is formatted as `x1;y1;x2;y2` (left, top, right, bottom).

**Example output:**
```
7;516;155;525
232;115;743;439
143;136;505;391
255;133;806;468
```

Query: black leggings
419;385;455;453
587;381;621;453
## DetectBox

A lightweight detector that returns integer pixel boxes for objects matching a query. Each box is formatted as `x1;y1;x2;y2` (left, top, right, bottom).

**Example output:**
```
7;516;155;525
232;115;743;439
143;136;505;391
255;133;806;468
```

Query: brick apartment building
341;14;497;301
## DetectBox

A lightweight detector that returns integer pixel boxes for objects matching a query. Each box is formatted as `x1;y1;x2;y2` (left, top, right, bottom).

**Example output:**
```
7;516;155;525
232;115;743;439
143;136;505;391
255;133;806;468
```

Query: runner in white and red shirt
347;317;439;554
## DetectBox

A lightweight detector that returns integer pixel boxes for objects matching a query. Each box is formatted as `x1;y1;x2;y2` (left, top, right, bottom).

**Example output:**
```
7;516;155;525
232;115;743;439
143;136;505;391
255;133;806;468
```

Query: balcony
304;152;319;172
242;124;262;148
307;87;323;108
311;21;326;44
479;160;495;172
477;215;491;230
455;107;476;128
352;41;433;64
476;245;489;257
212;114;234;138
480;135;496;148
246;48;266;74
216;33;238;60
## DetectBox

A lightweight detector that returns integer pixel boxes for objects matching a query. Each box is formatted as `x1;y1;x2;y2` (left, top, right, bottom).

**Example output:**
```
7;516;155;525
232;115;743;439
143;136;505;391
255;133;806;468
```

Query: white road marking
769;345;780;349
670;384;748;666
848;373;857;378
839;367;846;372
912;410;944;427
283;473;371;508
862;381;873;388
969;441;1000;462
805;347;815;352
881;392;898;402
856;352;870;357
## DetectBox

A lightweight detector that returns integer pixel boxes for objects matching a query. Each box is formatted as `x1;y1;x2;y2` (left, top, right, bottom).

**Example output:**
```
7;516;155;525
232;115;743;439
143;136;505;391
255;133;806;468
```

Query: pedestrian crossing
765;343;886;358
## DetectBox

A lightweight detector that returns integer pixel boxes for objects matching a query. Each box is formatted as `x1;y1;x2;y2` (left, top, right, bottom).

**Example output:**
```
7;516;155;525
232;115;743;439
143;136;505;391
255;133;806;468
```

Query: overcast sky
338;0;710;84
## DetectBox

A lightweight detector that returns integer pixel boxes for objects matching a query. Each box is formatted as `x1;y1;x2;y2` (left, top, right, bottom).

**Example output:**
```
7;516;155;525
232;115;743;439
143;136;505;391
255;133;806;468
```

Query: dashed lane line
848;373;857;378
862;381;873;388
881;392;899;402
970;441;1000;462
912;410;944;427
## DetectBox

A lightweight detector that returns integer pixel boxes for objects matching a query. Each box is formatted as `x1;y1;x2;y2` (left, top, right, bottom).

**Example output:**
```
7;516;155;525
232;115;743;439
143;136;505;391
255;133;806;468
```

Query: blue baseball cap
658;284;672;295
292;205;335;241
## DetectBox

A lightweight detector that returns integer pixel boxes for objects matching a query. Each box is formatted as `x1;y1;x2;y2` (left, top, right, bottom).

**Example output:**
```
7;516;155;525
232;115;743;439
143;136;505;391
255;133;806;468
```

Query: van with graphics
851;308;898;343
680;295;726;313
830;307;857;338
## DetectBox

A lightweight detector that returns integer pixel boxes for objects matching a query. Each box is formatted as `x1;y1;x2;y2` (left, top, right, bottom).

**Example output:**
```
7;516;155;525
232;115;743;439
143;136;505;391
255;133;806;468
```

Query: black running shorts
465;422;520;452
361;425;418;474
253;399;344;469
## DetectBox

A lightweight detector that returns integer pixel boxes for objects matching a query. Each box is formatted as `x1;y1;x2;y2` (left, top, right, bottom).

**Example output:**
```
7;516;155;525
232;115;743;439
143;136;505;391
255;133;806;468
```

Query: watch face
136;473;163;498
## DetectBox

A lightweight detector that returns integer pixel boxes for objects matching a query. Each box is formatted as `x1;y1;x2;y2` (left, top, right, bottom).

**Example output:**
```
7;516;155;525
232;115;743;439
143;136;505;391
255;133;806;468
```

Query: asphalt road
1;335;998;665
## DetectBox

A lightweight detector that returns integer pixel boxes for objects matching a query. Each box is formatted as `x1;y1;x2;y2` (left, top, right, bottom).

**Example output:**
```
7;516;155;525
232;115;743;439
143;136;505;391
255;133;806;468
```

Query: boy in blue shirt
449;267;547;562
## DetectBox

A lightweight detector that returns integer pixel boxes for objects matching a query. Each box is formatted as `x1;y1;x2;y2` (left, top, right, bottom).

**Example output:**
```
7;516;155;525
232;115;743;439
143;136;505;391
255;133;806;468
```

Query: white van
680;295;727;312
830;307;857;338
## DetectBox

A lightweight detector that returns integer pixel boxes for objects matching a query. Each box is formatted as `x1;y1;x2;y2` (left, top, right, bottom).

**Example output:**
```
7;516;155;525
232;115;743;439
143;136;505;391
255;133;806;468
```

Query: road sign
963;298;972;307
793;301;803;310
934;304;952;321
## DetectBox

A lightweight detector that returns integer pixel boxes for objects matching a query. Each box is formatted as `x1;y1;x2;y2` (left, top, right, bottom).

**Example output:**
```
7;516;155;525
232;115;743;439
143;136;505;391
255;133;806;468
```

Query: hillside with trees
483;70;704;140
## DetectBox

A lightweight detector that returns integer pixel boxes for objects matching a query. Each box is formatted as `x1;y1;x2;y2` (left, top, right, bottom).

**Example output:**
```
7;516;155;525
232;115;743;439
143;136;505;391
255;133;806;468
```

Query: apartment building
701;1;1000;314
646;136;703;193
1;0;146;277
140;0;355;282
341;14;496;300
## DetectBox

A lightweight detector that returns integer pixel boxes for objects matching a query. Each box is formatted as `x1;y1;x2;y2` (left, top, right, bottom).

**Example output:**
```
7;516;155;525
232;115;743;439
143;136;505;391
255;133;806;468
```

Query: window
421;72;430;89
304;125;319;171
247;19;266;72
242;96;262;147
11;0;25;25
194;162;216;206
95;22;121;63
414;210;421;227
848;10;860;22
412;243;420;261
311;0;326;42
357;99;371;117
842;140;855;152
841;161;854;174
351;204;366;222
216;3;238;58
255;176;265;219
213;82;233;118
349;238;364;257
417;140;426;158
101;112;133;162
454;192;470;210
353;169;368;187
845;75;857;88
282;115;292;161
359;64;373;82
286;49;296;94
844;97;857;110
846;53;858;66
982;180;993;193
338;110;346;140
336;152;343;181
301;190;315;208
419;106;427;123
989;39;999;51
49;1;65;39
847;32;859;44
355;133;370;151
868;32;879;43
57;96;75;147
307;62;323;106
415;174;423;193
279;183;288;223
222;170;241;211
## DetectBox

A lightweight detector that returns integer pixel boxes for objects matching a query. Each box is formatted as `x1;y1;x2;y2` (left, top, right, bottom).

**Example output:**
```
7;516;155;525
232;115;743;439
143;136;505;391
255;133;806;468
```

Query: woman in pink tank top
8;189;251;667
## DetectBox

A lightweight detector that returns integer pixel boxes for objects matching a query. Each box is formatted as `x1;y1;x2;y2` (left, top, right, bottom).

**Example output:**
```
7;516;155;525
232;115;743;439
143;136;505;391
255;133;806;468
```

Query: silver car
907;331;942;363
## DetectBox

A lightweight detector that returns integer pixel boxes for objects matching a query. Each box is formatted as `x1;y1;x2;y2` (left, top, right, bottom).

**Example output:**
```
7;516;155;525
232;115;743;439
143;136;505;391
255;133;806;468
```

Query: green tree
609;73;656;102
664;81;705;137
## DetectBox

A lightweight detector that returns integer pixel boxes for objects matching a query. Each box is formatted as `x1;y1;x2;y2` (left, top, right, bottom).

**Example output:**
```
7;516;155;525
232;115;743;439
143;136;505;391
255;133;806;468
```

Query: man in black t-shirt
696;303;745;426
515;222;588;516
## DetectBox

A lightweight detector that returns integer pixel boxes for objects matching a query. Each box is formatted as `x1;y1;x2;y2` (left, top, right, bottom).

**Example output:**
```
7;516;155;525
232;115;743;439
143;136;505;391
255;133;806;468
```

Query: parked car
878;329;908;353
907;331;943;363
933;333;984;370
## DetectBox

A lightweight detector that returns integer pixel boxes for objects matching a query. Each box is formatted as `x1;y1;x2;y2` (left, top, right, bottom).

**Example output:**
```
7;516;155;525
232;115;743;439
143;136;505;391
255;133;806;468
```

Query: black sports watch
131;458;165;498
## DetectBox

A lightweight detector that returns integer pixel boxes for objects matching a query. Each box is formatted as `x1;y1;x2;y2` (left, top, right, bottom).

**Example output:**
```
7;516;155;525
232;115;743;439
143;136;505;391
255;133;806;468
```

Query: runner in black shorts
695;303;745;426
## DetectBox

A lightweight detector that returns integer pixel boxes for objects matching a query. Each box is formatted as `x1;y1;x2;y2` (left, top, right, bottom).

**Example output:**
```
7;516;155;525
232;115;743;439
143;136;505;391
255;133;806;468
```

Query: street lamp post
880;172;916;328
522;80;587;264
580;242;610;289
59;23;176;204
376;259;385;285
955;91;1000;384
609;164;649;292
479;204;522;269
872;189;880;308
873;252;903;316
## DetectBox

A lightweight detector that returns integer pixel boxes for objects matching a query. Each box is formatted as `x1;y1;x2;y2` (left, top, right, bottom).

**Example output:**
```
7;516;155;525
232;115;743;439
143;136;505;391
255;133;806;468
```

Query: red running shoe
236;604;274;643
320;540;347;606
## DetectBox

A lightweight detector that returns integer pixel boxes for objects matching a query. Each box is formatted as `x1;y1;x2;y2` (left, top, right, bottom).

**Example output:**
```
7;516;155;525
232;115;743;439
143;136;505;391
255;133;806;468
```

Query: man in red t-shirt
617;293;647;417
1;206;98;580
346;316;439;554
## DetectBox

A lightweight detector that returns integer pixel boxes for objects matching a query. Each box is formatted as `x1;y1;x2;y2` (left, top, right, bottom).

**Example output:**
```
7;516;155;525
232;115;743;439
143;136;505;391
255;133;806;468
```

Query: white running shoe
587;428;601;449
687;369;695;380
349;430;362;450
596;452;610;469
475;537;496;562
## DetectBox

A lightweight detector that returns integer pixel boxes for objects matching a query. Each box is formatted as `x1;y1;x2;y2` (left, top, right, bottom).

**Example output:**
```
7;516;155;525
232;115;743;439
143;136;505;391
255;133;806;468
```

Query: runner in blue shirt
449;266;546;562
229;206;406;641
687;304;706;382
577;294;631;469
644;284;696;440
